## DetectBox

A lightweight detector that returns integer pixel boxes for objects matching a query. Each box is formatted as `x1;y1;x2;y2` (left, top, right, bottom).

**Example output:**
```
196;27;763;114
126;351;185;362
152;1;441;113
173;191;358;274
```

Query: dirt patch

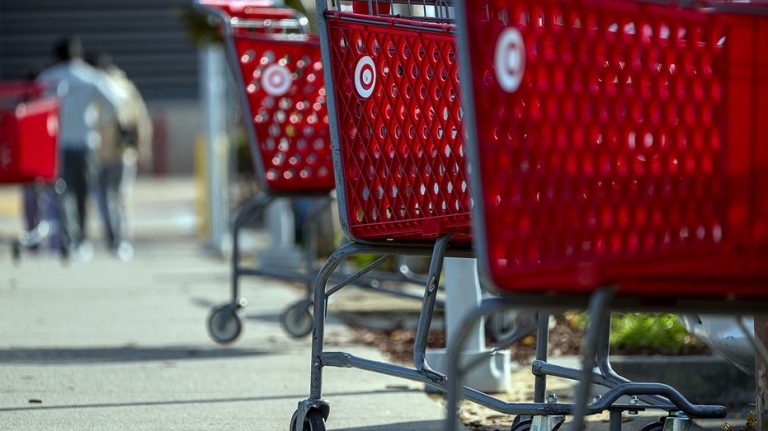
349;316;595;367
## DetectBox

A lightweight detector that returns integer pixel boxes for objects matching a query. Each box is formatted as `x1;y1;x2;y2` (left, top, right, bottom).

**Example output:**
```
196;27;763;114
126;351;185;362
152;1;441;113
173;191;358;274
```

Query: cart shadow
244;312;281;323
0;345;278;365
333;421;444;431
334;419;730;431
0;388;420;412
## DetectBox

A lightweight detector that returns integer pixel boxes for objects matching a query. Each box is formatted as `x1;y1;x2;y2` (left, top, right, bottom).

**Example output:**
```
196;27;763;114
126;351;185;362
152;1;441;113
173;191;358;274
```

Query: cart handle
195;0;310;32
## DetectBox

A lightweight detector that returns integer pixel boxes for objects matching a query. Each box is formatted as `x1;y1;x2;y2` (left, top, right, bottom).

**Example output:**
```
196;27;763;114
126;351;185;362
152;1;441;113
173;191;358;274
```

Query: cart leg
570;286;616;431
230;193;274;306
534;312;550;404
596;314;669;406
609;410;622;431
413;234;452;383
301;197;332;302
445;297;510;431
293;242;367;429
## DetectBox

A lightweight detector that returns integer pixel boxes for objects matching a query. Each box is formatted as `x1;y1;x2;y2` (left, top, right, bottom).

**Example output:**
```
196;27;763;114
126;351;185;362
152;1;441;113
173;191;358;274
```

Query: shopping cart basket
445;0;768;429
290;1;477;429
0;82;67;261
196;0;434;343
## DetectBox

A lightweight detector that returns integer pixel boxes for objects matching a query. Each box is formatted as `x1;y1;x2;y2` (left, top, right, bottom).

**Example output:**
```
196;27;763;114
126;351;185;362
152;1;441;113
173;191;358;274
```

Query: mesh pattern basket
234;34;334;191
202;1;335;193
0;83;58;184
324;11;472;241
461;0;768;298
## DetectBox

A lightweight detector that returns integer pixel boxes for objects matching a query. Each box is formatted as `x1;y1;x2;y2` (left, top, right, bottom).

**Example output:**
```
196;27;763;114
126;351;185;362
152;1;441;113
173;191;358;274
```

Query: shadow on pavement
333;421;444;431
0;345;278;364
245;312;281;323
0;388;421;412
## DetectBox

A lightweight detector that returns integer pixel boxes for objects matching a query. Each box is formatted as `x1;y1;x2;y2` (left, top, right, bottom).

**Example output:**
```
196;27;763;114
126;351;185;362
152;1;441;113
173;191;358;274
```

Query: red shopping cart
445;0;768;429
196;0;437;343
0;82;66;261
196;0;340;343
290;1;477;429
0;83;58;185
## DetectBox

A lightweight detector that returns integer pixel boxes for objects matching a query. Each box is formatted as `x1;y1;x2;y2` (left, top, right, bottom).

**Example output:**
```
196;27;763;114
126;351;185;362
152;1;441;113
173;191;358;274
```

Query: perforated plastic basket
458;0;768;299
322;10;472;242
0;83;58;184
200;1;334;193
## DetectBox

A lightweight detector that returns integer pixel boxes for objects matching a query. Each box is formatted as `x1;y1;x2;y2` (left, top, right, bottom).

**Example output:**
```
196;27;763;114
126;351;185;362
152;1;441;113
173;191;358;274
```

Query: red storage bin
0;83;58;184
324;11;471;241
461;0;768;299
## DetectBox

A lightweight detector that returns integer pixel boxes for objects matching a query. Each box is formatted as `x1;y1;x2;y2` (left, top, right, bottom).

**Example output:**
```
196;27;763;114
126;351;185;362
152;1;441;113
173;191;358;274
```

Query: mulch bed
349;315;626;367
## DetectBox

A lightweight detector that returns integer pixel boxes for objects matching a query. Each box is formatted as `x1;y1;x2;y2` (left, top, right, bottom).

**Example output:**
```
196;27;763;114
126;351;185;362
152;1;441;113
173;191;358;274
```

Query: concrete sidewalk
0;177;445;431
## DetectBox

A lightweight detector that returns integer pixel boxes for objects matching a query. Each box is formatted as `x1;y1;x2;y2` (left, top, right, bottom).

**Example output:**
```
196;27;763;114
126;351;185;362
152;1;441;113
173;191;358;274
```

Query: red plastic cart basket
200;0;334;193
323;8;471;241
0;83;59;184
460;0;768;300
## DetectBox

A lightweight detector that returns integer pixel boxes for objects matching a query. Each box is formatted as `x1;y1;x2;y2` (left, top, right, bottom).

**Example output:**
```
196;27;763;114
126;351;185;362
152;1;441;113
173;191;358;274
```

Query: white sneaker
115;242;134;262
75;241;94;262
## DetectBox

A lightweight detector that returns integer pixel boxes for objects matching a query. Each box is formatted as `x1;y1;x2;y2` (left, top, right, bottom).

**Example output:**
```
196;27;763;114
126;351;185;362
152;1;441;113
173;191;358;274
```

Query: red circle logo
354;56;376;98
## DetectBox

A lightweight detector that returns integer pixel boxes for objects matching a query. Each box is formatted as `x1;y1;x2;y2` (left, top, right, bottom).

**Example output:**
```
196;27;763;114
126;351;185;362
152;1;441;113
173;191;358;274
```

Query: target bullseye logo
261;64;292;97
354;56;376;99
494;28;525;93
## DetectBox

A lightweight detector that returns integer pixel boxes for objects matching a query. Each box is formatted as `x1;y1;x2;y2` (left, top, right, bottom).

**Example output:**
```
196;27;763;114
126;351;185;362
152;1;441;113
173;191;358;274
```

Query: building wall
0;0;202;174
147;101;201;175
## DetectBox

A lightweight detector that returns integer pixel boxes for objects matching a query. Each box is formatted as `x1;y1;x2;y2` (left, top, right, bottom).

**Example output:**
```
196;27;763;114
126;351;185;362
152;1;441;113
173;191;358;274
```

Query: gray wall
0;0;198;100
0;0;202;174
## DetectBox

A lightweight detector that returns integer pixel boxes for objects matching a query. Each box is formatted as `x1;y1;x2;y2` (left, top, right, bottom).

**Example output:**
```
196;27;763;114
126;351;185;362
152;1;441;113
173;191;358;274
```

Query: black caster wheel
207;304;242;344
280;301;313;338
510;415;533;431
290;410;325;431
11;241;21;264
639;418;666;431
509;415;564;431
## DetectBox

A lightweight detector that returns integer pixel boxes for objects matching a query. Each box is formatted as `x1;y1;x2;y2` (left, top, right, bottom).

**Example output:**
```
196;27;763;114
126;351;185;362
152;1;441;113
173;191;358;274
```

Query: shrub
566;312;701;355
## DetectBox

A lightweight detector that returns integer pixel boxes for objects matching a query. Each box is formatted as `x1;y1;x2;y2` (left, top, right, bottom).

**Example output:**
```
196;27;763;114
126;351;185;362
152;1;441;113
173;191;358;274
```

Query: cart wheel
290;410;325;431
11;241;21;263
510;416;533;431
280;301;313;338
304;411;325;431
509;416;564;431
639;418;666;431
207;305;242;344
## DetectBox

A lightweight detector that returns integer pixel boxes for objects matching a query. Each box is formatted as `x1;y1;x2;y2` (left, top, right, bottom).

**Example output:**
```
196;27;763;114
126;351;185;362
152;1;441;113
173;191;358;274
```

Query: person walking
37;36;124;258
87;51;152;260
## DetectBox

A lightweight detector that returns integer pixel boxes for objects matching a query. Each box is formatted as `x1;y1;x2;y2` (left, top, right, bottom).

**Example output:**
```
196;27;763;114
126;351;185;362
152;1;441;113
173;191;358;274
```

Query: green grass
567;312;700;355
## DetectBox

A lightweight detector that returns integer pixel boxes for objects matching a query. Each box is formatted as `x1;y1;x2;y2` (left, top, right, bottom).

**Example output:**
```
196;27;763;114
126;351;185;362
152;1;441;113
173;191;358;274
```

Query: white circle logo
494;28;526;93
261;64;292;97
354;56;376;99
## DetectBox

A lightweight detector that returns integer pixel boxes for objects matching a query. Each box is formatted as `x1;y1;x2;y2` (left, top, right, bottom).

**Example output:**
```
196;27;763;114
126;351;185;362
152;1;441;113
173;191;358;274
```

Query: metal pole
427;258;512;393
200;44;229;254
